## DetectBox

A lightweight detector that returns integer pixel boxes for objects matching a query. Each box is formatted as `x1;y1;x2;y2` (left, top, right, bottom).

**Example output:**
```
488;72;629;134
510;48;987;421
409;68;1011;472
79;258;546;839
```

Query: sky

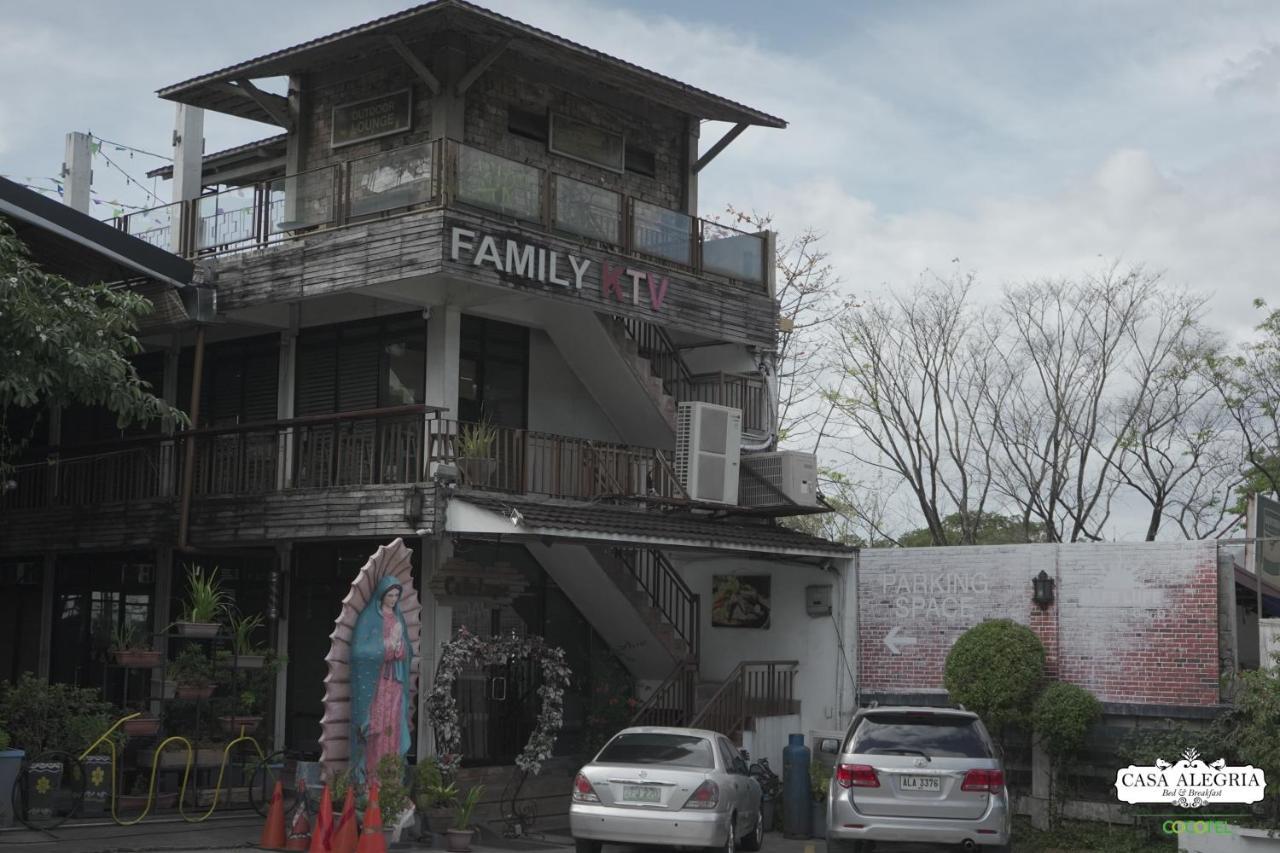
2;0;1277;338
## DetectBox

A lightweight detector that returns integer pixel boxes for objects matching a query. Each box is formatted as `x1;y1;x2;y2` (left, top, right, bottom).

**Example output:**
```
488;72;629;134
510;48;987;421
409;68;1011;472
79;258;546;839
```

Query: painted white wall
527;329;621;443
670;554;841;736
742;713;801;777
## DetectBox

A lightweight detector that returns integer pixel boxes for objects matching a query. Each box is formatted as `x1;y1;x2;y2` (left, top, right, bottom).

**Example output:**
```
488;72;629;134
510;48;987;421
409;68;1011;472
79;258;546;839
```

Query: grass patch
1011;816;1176;852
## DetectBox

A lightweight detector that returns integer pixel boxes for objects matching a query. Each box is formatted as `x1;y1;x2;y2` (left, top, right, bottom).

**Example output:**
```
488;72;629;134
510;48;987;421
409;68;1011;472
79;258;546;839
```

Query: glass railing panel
121;202;180;251
267;165;338;234
701;221;765;284
632;200;692;266
195;186;258;252
347;142;434;217
455;144;543;223
553;175;621;244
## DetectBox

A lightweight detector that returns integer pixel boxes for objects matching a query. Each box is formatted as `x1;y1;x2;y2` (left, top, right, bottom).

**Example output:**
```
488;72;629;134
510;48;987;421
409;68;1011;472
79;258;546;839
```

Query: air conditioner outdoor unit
675;402;742;505
739;450;819;508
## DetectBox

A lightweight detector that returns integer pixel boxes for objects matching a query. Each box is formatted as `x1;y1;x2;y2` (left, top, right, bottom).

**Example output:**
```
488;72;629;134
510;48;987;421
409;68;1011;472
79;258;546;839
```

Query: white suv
826;706;1011;852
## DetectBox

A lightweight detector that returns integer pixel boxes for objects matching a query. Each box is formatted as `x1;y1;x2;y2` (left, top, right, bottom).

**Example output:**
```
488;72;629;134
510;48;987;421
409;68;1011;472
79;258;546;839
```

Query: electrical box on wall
806;584;832;617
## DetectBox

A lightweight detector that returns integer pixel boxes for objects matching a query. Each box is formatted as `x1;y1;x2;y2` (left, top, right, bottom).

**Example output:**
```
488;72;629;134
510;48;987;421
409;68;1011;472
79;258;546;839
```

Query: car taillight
573;773;600;803
836;764;879;788
961;769;1005;794
683;779;719;809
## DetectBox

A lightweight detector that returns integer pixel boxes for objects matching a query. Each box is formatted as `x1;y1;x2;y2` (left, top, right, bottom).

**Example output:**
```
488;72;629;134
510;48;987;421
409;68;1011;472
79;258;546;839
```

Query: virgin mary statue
350;576;413;780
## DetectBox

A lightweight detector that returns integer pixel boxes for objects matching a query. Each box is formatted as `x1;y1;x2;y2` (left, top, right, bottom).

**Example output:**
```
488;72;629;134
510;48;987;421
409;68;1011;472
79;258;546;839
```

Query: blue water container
782;733;812;839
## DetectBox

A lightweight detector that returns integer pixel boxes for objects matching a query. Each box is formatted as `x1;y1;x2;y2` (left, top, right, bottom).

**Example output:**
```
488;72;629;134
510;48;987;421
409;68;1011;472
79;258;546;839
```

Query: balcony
0;408;686;513
111;140;769;292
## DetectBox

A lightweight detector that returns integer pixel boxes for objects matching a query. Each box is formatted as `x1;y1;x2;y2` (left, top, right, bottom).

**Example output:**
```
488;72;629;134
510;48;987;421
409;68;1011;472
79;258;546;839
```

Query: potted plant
446;785;485;853
218;690;263;734
377;753;415;844
173;565;229;637
121;712;161;738
454;419;499;486
110;622;162;668
169;645;215;701
228;612;266;668
413;757;458;843
118;775;150;811
809;761;829;839
0;728;21;828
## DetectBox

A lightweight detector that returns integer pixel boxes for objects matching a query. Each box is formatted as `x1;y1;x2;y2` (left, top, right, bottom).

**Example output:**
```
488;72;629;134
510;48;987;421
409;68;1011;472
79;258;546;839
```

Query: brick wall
856;542;1219;707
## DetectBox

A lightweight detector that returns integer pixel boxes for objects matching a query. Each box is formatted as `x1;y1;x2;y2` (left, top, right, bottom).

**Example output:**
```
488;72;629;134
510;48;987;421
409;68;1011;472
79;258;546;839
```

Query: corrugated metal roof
452;493;853;556
157;0;785;128
146;134;287;180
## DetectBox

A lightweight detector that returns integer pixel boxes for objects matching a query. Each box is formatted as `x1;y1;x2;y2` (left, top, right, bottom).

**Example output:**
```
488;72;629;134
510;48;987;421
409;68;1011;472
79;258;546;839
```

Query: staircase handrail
628;659;698;727
611;547;700;663
688;659;799;739
613;315;695;398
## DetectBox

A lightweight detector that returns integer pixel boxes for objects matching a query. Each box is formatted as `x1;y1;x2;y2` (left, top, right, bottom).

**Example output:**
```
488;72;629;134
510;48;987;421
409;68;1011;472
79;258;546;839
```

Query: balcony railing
110;139;769;289
1;410;686;511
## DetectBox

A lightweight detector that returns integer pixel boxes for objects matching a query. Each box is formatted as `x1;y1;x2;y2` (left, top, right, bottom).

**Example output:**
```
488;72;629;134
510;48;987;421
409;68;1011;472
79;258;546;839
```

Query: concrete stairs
598;316;679;434
586;544;694;664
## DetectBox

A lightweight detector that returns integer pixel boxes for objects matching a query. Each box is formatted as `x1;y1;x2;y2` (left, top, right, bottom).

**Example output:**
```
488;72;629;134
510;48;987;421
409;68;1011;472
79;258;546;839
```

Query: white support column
429;44;468;142
170;104;205;254
62;132;92;214
417;537;452;762
37;554;55;679
277;304;300;489
684;117;700;217
152;547;173;713
425;305;460;471
273;544;291;752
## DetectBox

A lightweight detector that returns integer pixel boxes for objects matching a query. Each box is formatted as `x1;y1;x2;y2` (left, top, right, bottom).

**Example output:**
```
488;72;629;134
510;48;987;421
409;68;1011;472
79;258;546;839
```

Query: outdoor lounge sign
449;226;671;311
331;89;412;148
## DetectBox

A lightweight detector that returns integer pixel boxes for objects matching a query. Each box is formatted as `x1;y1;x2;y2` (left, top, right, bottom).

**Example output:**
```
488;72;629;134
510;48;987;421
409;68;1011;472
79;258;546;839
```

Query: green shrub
0;729;10;751
1032;682;1102;760
0;673;118;755
943;619;1045;732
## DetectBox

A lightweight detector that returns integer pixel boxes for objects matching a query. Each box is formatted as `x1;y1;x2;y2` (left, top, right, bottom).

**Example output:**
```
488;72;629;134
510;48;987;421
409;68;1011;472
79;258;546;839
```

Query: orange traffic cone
285;779;312;851
308;783;333;853
259;780;288;850
330;787;359;853
356;783;386;853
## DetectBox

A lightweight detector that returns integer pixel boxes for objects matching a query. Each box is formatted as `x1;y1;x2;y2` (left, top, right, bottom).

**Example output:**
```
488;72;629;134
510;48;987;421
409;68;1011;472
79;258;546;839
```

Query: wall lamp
1032;570;1055;610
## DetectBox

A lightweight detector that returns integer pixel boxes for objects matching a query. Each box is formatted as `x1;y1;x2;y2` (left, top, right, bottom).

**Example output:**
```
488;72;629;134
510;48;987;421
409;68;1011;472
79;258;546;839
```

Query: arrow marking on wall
884;626;918;655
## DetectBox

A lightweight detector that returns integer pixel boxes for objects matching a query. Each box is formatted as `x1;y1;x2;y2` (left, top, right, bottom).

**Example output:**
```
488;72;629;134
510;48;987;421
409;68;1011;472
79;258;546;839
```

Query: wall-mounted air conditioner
739;450;819;508
675;402;742;505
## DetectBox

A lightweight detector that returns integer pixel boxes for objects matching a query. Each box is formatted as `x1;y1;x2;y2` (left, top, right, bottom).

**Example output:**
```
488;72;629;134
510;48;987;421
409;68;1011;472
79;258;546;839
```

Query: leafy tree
897;512;1046;547
1210;299;1280;509
0;218;184;472
944;619;1045;734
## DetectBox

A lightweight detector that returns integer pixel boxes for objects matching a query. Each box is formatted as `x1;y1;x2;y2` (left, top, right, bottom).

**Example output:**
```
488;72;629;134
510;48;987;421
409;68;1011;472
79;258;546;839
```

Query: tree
829;274;1003;545
725;207;843;450
1210;300;1280;508
0;218;184;473
944;619;1045;734
897;512;1046;547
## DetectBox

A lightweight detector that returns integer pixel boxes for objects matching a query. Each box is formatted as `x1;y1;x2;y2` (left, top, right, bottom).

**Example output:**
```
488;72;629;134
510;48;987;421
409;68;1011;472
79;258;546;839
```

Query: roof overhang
446;494;855;560
157;0;786;130
147;135;287;186
0;177;193;289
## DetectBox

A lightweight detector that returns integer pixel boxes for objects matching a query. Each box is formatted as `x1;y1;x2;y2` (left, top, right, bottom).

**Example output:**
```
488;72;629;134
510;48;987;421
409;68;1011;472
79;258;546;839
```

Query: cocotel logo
1115;748;1266;808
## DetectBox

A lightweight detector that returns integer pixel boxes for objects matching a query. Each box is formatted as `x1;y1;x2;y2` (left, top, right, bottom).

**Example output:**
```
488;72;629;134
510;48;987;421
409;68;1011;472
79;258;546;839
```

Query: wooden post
176;325;205;550
272;543;291;752
36;553;55;680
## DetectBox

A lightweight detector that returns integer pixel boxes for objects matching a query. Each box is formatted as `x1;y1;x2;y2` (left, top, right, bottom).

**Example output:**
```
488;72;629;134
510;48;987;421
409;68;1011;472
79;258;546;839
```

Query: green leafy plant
169;645;214;688
177;565;230;624
228;611;265;656
0;673;120;755
0;729;11;751
111;621;150;652
1033;682;1102;761
413;757;457;811
809;760;830;802
451;785;485;831
584;654;639;754
455;419;498;459
944;618;1045;735
377;753;411;824
331;768;354;804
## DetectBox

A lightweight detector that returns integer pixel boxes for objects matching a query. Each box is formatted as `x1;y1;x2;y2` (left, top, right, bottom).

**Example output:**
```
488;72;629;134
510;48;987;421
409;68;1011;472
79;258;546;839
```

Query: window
718;737;743;772
625;145;656;178
177;336;279;427
295;314;426;415
508;107;548;142
549;112;624;173
459;315;529;428
849;713;993;759
596;733;715;768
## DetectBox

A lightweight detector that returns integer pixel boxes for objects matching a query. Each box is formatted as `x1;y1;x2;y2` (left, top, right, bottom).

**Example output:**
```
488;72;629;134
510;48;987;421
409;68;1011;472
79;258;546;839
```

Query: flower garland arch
426;627;571;774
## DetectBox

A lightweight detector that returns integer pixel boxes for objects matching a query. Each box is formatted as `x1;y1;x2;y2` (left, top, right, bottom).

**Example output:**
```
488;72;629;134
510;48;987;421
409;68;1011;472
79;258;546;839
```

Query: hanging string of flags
0;173;151;218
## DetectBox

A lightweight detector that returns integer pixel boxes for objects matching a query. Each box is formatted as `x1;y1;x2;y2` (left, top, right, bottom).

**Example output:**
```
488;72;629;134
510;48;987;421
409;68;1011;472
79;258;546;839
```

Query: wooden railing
629;661;698;728
689;660;799;742
611;547;699;663
427;419;682;500
109;139;769;291
1;440;178;510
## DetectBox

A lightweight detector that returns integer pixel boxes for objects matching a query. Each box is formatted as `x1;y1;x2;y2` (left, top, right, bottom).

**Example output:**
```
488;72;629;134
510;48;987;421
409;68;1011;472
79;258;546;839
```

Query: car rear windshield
848;713;992;759
596;733;715;768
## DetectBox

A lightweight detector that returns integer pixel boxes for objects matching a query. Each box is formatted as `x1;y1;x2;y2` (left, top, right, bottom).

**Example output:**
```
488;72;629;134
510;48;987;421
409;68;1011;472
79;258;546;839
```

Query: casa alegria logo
1115;748;1266;808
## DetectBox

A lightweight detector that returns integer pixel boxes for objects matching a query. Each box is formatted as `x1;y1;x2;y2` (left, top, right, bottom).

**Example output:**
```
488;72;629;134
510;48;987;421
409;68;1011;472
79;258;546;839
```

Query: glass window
632;201;692;266
849;713;992;759
456;146;543;222
596;732;715;768
553;176;621;245
458;316;528;429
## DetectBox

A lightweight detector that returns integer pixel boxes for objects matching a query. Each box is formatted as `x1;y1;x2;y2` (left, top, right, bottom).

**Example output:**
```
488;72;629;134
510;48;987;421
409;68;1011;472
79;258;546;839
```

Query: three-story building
1;0;855;779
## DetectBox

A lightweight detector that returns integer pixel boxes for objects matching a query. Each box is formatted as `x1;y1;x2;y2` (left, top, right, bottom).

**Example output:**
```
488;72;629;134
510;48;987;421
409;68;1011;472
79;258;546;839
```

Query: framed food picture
711;575;771;629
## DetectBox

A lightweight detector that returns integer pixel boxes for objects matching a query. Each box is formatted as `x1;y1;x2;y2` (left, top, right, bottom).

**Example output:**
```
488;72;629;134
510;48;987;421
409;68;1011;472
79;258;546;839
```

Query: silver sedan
570;727;765;853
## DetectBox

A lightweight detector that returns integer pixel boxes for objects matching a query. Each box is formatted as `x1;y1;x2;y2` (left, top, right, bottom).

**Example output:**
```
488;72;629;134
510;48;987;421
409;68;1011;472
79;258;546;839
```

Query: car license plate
623;785;661;803
900;775;941;792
